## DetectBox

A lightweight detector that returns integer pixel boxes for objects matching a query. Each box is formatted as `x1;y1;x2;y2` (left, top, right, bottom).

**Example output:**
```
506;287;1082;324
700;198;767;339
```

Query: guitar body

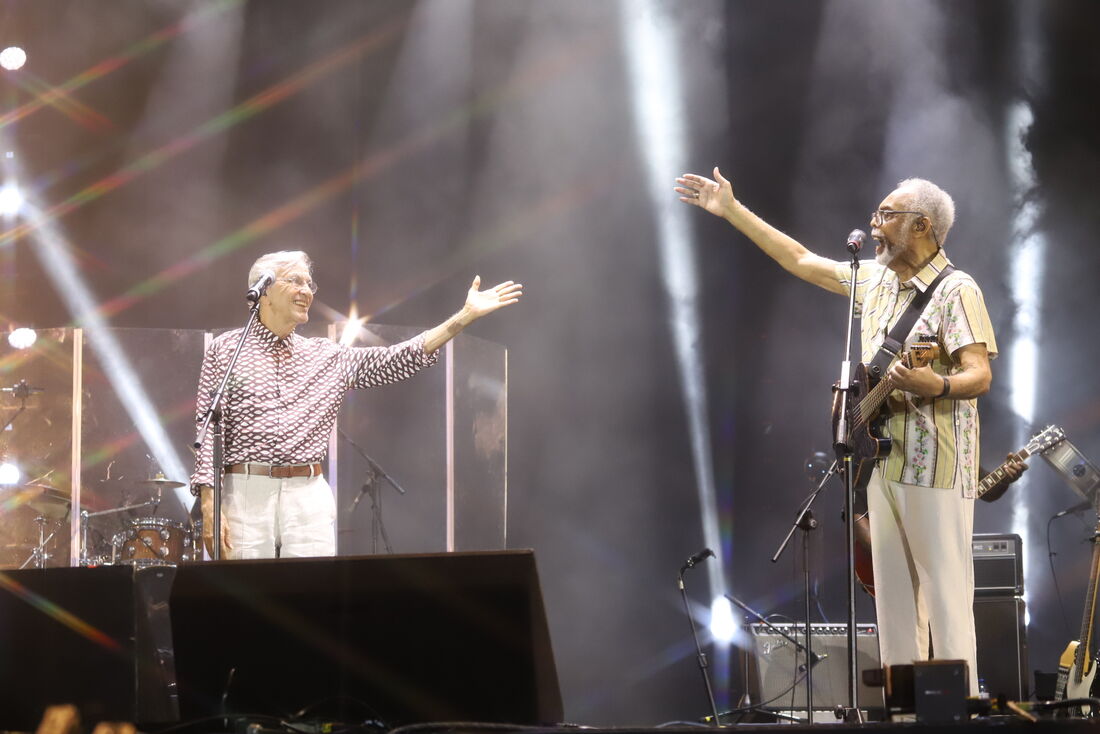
1056;514;1100;716
834;361;892;491
1057;640;1099;716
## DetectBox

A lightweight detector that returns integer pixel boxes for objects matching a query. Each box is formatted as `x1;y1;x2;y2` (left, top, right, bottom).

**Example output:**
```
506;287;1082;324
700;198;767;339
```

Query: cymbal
0;484;70;519
137;478;185;490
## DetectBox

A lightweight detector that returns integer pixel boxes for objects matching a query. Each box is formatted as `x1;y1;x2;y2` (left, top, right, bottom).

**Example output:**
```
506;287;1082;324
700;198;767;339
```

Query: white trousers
222;472;336;559
867;470;978;694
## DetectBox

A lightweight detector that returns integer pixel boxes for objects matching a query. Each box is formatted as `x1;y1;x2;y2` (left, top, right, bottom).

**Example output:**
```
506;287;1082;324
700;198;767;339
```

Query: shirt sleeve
834;260;884;317
939;278;998;361
190;342;223;491
343;332;439;390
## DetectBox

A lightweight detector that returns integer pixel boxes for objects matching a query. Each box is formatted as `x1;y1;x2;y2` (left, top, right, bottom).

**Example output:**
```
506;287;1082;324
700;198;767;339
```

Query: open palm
465;276;523;318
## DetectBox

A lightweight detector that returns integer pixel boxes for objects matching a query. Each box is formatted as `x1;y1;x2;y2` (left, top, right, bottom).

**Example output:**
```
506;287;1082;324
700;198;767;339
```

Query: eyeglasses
870;208;940;247
870;208;925;226
278;275;318;294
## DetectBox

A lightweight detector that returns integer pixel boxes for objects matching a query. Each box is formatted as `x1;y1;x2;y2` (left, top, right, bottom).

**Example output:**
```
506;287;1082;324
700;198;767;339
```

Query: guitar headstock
903;340;940;369
1028;425;1067;455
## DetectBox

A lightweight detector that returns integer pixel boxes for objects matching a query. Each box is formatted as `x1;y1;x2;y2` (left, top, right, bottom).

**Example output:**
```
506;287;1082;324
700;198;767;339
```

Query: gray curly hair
247;250;312;287
896;178;955;245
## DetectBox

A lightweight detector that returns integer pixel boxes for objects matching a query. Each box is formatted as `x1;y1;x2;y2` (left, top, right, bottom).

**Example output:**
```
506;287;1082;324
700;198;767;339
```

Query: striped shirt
835;249;997;496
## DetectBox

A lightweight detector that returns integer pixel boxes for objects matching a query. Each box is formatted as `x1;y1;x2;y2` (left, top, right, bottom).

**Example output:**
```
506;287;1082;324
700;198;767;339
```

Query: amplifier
973;533;1023;597
741;623;883;711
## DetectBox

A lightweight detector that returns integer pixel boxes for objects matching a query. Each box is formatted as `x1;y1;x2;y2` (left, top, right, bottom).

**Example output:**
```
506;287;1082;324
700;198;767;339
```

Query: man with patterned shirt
676;169;994;693
191;250;522;560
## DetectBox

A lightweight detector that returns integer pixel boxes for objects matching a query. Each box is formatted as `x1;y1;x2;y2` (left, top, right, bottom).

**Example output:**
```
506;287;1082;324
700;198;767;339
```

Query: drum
112;517;194;566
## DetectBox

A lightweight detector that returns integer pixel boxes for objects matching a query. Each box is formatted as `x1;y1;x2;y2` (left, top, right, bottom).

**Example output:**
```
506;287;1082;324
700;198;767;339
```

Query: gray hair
247;250;312;286
896;178;955;244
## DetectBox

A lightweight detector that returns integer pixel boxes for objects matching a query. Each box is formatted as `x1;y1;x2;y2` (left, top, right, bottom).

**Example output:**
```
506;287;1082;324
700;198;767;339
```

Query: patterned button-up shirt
835;249;997;496
190;319;438;489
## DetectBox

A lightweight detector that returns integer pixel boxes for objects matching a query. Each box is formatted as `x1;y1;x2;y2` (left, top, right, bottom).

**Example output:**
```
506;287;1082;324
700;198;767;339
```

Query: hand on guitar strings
887;360;944;398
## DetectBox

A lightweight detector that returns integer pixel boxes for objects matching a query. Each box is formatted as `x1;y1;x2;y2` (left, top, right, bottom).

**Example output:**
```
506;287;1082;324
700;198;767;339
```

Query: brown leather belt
224;462;323;479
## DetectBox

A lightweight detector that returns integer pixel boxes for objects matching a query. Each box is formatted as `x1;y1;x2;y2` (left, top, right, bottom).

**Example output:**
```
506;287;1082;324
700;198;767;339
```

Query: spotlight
0;184;23;217
709;596;735;643
8;328;36;349
0;462;21;485
0;46;26;71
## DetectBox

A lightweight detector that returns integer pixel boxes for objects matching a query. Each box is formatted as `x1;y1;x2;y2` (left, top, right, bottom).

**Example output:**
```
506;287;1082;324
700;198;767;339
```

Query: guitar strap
867;264;956;379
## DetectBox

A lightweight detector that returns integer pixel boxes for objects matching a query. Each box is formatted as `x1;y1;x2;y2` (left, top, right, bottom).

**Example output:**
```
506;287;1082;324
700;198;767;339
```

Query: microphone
846;229;866;254
1;380;45;399
682;547;715;571
1054;498;1094;519
245;271;276;303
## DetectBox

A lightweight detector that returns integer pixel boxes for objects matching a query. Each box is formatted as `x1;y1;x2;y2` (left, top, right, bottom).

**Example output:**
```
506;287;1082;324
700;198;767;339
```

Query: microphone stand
194;300;263;561
768;460;839;722
678;559;720;726
340;430;406;554
832;241;863;722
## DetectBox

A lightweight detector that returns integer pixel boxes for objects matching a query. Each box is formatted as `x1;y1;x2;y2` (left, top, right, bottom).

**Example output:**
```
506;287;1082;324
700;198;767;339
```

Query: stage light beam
620;0;723;598
1006;100;1043;611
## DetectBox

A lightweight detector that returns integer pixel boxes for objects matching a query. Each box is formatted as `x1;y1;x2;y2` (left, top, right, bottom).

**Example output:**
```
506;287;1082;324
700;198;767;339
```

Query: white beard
875;236;908;267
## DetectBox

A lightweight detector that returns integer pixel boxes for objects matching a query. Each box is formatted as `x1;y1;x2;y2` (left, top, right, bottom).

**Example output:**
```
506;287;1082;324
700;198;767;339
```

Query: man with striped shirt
676;169;994;694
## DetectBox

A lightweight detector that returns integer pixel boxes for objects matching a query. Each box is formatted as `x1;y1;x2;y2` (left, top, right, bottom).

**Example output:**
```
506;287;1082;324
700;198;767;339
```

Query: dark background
1;0;1099;725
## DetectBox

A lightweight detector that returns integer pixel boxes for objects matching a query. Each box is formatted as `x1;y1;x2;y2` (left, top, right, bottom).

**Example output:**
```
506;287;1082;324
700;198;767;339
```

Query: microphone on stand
1054;498;1094;519
681;547;715;572
677;547;720;725
846;229;866;255
245;271;276;303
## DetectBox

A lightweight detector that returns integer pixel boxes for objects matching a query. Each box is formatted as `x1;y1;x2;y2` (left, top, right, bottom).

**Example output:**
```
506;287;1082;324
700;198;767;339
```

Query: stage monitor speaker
169;550;562;726
0;565;177;730
974;596;1028;701
742;623;883;711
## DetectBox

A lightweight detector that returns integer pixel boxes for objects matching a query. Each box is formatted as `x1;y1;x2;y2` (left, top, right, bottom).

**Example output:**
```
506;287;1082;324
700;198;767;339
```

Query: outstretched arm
423;276;523;354
675;167;845;295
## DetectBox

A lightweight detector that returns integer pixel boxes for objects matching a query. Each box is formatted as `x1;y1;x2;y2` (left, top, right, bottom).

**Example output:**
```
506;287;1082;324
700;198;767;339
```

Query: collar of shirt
900;248;952;292
250;318;297;355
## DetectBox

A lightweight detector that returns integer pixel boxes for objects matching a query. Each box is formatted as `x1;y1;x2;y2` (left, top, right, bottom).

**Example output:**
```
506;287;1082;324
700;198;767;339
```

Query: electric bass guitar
1056;515;1100;714
854;424;1066;597
832;339;939;490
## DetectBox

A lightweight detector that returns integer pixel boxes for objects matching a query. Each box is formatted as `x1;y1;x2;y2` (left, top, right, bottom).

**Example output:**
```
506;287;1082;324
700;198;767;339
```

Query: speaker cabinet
742;623;884;711
974;596;1028;700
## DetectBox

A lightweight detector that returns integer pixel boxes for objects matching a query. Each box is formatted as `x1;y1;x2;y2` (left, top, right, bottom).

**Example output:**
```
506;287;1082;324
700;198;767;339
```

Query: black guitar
832;339;940;488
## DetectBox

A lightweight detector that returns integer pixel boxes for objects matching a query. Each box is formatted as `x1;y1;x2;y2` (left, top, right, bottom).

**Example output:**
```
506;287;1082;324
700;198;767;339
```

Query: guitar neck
855;375;895;428
976;448;1032;498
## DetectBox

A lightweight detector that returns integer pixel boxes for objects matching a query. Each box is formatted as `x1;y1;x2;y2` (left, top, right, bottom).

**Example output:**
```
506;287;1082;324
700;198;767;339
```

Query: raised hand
464;276;523;320
674;166;736;217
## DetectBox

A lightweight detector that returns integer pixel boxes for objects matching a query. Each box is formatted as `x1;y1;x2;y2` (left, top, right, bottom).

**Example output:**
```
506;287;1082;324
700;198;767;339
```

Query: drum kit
0;378;200;569
0;477;199;569
79;476;198;567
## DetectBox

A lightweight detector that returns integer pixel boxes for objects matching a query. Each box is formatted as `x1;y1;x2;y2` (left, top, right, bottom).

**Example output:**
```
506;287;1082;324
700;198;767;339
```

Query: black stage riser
0;551;562;730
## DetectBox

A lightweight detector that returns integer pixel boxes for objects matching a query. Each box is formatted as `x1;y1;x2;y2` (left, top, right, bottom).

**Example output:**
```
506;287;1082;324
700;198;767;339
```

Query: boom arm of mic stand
338;429;408;495
193;303;262;561
771;460;838;563
724;596;824;665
